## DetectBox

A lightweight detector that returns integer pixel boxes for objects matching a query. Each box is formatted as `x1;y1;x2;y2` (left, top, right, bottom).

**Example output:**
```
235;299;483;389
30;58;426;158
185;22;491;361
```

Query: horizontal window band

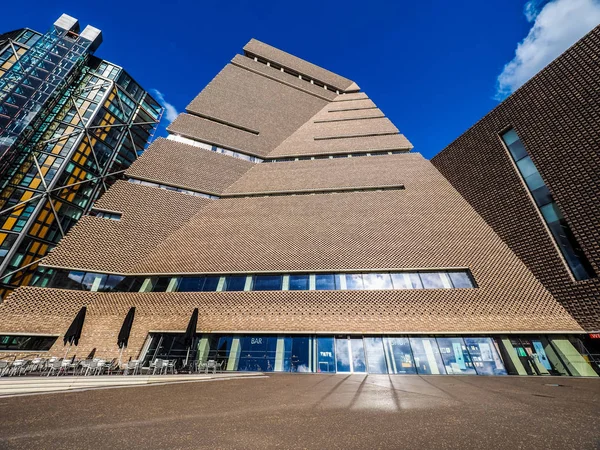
232;60;335;101
243;52;345;93
314;132;399;141
221;184;405;198
313;115;385;124
166;134;263;162
183;111;260;135
332;97;370;102
263;150;409;162
328;106;378;113
33;268;477;292
127;177;220;199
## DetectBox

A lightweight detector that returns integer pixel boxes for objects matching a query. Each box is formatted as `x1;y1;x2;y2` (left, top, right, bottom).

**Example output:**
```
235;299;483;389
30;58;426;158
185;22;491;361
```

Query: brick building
0;38;597;377
432;26;599;339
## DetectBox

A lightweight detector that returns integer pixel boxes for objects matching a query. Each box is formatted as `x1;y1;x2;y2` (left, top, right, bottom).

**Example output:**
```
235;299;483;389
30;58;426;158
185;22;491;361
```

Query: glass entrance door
335;336;367;373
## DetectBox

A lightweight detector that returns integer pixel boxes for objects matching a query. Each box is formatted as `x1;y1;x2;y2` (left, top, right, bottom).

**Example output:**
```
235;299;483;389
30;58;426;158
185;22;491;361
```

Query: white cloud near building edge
151;89;179;122
495;0;600;100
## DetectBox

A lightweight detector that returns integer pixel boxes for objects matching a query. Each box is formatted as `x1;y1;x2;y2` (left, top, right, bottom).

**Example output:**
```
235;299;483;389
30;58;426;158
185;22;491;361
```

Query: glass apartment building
0;15;162;298
0;35;597;377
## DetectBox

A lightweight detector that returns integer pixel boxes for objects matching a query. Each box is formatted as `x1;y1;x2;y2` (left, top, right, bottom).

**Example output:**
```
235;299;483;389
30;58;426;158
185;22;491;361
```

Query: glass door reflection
335;336;367;373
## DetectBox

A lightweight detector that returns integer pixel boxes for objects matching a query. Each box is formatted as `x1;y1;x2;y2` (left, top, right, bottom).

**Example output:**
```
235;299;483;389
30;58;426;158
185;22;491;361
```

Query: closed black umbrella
64;306;86;346
117;307;136;368
63;306;86;358
183;308;199;366
118;307;136;349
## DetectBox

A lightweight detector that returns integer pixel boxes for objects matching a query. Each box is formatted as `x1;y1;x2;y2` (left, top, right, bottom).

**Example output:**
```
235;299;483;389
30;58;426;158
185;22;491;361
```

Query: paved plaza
0;374;599;449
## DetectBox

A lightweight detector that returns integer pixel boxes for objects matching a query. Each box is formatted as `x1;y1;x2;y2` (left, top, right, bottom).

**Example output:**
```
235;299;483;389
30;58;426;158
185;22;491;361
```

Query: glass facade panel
345;273;364;290
335;338;351;372
316;337;336;373
448;271;474;288
178;277;206;292
201;276;220;291
364;337;387;374
290;336;312;372
288;274;309;291
464;337;507;375
420;272;451;289
238;336;278;372
436;337;477;374
362;273;393;290
409;337;446;375
501;129;595;280
315;273;336;290
0;334;56;351
350;337;367;373
383;337;416;374
253;275;283;291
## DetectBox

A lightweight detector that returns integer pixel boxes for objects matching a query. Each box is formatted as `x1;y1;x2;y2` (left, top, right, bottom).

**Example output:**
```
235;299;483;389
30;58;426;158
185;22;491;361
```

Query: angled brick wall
432;26;600;330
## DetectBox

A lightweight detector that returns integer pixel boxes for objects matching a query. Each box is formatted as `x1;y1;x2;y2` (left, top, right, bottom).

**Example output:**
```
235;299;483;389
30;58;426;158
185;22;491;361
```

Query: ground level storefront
141;333;599;377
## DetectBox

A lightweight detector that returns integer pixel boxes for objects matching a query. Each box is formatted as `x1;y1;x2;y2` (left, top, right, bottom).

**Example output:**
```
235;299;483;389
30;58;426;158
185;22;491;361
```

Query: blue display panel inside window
501;128;595;280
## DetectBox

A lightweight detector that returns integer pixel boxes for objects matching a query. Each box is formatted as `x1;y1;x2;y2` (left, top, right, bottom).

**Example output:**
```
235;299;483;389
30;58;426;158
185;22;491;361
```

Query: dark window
202;276;220;291
102;275;127;292
152;277;172;292
0;335;57;351
225;276;246;291
178;277;206;292
253;275;283;291
288;274;309;291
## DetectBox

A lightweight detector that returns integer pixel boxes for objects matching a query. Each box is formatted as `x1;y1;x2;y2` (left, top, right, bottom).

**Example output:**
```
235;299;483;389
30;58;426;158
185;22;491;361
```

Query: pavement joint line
0;375;270;399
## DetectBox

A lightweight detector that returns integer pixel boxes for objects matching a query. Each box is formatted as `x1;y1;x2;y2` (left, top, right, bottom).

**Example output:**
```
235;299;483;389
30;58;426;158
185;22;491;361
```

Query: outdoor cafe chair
27;357;46;374
79;359;95;376
0;360;10;376
95;360;107;376
8;359;29;376
46;359;64;376
206;360;218;374
165;360;176;375
124;360;141;376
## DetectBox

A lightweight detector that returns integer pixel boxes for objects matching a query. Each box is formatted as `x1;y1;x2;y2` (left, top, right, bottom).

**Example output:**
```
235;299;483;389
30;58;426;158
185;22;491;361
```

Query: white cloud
151;89;179;122
495;0;600;100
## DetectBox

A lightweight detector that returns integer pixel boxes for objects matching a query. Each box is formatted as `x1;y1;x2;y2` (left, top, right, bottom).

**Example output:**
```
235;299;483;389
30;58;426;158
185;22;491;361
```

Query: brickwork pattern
125;138;254;195
42;181;212;273
0;285;582;361
432;26;600;330
243;39;356;92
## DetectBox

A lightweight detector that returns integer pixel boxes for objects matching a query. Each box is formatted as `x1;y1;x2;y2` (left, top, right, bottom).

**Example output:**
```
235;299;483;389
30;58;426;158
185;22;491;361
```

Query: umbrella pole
185;347;190;367
64;344;71;360
119;346;124;369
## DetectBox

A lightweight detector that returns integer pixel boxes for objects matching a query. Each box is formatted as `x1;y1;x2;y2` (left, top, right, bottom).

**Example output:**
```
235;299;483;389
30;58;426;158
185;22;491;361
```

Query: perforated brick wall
432;26;600;330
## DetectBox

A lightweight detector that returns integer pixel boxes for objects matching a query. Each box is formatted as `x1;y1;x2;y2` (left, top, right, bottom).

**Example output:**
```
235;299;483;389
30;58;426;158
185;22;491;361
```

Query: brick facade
432;26;600;331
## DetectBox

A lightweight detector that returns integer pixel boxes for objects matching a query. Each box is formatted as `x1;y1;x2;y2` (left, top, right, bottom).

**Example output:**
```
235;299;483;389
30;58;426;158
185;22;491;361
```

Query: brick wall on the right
432;25;600;331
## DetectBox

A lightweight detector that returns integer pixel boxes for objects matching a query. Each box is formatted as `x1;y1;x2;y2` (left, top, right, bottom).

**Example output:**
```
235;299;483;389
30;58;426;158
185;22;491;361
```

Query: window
288;274;309;291
44;269;477;293
345;274;364;290
501;128;595;280
448;271;475;288
224;276;246;292
315;274;336;290
0;335;57;351
362;273;393;290
419;272;452;289
253;275;283;291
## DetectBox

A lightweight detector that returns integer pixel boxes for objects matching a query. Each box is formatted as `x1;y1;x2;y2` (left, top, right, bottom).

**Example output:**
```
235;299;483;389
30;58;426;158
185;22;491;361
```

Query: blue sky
2;0;598;159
